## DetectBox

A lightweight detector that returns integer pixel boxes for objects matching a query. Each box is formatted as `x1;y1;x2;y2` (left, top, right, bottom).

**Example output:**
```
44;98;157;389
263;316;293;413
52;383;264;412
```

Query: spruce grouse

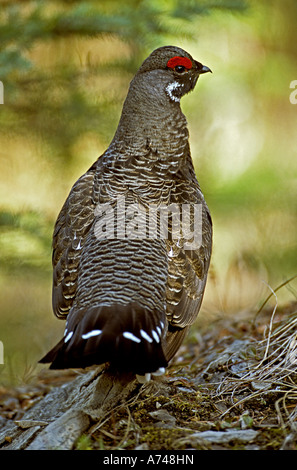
40;46;213;381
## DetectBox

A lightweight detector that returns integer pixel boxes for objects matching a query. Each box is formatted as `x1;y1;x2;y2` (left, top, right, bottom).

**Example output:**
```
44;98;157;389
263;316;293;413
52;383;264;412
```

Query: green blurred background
0;0;296;385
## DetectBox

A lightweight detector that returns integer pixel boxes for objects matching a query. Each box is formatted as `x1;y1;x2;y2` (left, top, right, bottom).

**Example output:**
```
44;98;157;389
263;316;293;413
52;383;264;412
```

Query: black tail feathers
39;303;168;375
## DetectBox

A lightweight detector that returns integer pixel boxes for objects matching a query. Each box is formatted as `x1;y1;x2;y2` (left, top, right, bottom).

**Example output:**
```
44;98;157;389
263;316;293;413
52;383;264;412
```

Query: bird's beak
200;65;212;74
194;60;212;74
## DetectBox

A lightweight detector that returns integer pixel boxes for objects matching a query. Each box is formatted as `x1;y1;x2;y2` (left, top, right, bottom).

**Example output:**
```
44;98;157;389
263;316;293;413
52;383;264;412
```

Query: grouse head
137;45;212;104
114;46;212;142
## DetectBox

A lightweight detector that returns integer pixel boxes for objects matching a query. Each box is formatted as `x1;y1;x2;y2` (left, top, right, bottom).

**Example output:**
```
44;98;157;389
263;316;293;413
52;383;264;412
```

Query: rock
190;429;259;445
148;409;176;427
203;340;252;374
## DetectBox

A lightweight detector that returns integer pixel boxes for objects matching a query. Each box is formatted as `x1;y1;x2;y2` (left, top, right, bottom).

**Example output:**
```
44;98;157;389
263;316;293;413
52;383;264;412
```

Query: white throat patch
165;81;182;102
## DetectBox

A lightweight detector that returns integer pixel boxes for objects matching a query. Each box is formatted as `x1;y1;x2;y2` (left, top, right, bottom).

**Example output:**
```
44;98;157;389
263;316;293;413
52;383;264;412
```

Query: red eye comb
167;56;193;70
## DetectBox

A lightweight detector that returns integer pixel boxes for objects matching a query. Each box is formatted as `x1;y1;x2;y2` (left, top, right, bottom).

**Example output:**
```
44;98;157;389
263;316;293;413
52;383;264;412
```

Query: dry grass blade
216;282;297;429
254;275;297;322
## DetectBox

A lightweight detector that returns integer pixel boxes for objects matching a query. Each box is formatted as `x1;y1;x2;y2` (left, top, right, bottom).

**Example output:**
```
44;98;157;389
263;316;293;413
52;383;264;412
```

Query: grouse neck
103;71;190;174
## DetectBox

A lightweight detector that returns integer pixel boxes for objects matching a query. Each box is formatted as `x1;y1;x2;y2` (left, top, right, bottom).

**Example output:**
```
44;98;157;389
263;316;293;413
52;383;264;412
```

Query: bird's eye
174;65;186;73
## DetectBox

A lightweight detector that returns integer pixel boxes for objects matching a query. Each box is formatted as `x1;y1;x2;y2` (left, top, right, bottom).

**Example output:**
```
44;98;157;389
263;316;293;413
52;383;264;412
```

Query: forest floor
1;300;297;450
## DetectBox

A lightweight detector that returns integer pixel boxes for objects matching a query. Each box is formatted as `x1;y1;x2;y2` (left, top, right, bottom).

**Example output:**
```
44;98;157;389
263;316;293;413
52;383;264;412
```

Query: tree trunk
0;367;139;450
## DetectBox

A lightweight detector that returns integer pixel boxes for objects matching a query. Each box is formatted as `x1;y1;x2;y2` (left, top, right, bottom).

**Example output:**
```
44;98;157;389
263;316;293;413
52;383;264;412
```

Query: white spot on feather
82;329;102;339
64;331;73;343
123;331;141;343
151;330;160;343
165;81;182;102
140;329;153;343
